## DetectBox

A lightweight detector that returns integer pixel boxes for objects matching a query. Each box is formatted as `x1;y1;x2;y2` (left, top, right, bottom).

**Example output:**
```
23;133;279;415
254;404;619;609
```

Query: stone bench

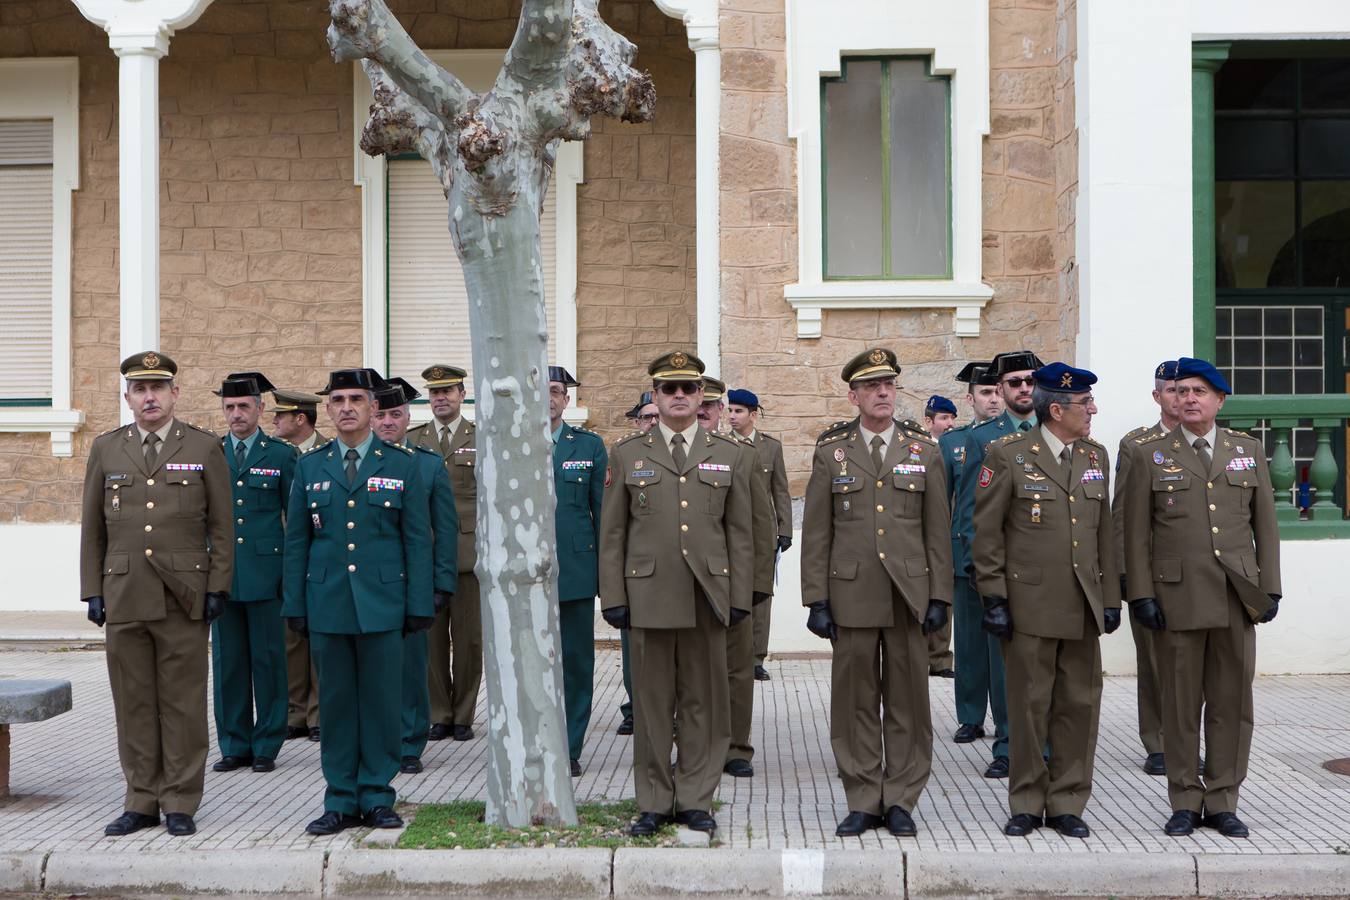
0;679;72;799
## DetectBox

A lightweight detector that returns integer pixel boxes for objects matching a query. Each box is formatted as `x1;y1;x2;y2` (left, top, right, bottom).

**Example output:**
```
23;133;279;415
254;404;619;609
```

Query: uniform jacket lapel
352;440;386;492
643;430;679;475
120;425;150;478
1209;431;1236;480
1031;433;1070;493
683;427;715;475
843;420;876;477
322;440;355;491
150;421;185;475
880;425;905;476
1067;441;1091;492
1167;426;1210;480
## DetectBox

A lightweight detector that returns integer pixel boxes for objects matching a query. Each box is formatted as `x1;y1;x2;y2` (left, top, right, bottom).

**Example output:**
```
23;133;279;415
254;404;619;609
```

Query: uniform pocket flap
830;477;858;494
830;558;858;580
1240;552;1260;578
1225;470;1254;488
1154;558;1182;583
626;467;661;485
1009;563;1042;585
1152;474;1189;490
246;473;278;490
707;556;729;577
892;473;927;492
307;491;332;508
626;556;655;578
172;471;203;485
380;563;406;584
103;552;129;575
254;544;282;556
697;467;729;488
572;532;596;553
367;490;404;510
904;556;929;577
307;565;326;583
172;551;209;572
1079;483;1106;500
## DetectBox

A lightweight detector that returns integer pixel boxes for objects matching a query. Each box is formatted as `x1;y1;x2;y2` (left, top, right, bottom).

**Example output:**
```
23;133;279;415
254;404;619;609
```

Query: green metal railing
1222;394;1350;538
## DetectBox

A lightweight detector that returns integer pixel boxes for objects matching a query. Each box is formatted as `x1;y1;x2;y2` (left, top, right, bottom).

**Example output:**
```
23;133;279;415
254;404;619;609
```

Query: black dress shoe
675;809;717;833
1164;809;1201;836
953;723;985;743
212;755;253;772
104;811;159;836
1004;813;1043;836
753;665;771;681
1046;813;1090;838
364;806;404;829
835;811;884;837
984;757;1010;779
570;759;582;777
933;668;956;679
1202;811;1249;838
452;724;474;741
252;757;275;773
616;715;634;736
723;758;754;778
165;813;196;836
400;756;424;774
428;723;452;741
286;725;309;740
1143;752;1166;775
308;727;320;742
629;811;673;836
305;810;361;836
885;806;916;836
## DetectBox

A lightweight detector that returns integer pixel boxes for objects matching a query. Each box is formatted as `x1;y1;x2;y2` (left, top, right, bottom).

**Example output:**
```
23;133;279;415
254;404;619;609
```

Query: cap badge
429;366;445;380
869;349;886;365
142;352;160;369
670;352;687;369
1060;372;1073;388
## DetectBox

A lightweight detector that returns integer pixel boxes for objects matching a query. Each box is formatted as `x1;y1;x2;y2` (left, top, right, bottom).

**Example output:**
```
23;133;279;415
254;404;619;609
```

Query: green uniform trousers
211;598;288;761
1130;614;1164;755
311;629;403;815
428;571;481;728
751;592;772;664
619;629;633;719
400;629;430;760
726;611;756;763
560;598;596;762
952;575;1009;758
285;628;319;729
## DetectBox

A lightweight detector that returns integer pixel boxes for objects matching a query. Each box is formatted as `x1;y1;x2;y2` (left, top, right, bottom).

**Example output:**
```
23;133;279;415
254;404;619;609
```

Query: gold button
1209;504;1216;511
877;528;884;536
681;500;688;508
908;483;915;490
841;486;849;492
1073;540;1079;547
146;501;154;510
237;518;244;525
876;480;883;488
111;484;119;491
1034;494;1041;500
146;478;155;486
1012;573;1019;580
1214;549;1221;557
682;549;688;556
1069;496;1076;503
384;501;391;507
639;480;647;487
1211;526;1219;534
679;476;686;483
876;505;884;512
878;552;886;560
237;498;244;506
631;569;637;575
347;543;355;551
347;499;356;508
1207;482;1214;489
681;524;688;532
347;522;355;530
144;524;152;532
348;563;357;572
1072;517;1078;524
1073;562;1078;568
236;537;244;544
236;480;244;487
722;568;728;574
144;548;153;557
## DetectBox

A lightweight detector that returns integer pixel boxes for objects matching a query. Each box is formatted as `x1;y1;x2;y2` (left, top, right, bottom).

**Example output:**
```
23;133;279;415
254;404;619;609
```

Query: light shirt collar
1182;423;1219;453
230;429;260;456
296;431;319;453
746;429;757;441
1008;409;1037;428
551;423;565;444
858;421;895;456
337;430;376;468
136;420;173;446
438;416;461;444
1039;425;1072;461
658;420;700;456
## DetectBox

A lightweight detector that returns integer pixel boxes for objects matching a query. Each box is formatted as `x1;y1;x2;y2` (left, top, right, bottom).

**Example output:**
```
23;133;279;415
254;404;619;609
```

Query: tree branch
565;0;655;127
359;62;454;193
329;0;475;122
504;0;573;85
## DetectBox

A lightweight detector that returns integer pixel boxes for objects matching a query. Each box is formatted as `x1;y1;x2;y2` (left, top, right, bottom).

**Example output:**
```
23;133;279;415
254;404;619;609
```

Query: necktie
870;434;885;473
671;433;686;470
144;433;160;471
1019;421;1032;433
235;440;246;471
1059;446;1071;476
1193;437;1211;468
438;424;451;459
345;448;359;486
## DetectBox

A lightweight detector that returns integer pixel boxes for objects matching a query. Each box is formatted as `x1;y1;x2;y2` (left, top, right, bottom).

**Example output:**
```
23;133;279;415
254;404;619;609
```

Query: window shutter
386;158;557;393
0;119;55;401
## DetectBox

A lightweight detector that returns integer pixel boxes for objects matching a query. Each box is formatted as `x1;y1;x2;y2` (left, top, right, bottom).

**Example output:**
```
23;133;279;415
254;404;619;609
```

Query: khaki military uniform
972;427;1119;819
599;425;754;815
285;429;324;732
1113;423;1166;757
800;419;953;816
411;417;482;731
1123;426;1280;815
750;431;792;664
80;419;234;816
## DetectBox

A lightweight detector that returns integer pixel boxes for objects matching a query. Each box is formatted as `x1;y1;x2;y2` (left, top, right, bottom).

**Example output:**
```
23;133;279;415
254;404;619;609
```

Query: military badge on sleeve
978;466;994;488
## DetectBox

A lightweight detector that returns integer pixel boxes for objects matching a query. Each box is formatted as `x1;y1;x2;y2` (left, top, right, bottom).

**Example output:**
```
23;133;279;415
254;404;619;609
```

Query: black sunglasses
1002;376;1034;388
657;381;701;396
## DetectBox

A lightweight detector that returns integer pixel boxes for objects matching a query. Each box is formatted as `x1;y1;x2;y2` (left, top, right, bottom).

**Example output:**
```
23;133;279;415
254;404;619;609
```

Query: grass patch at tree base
396;798;717;849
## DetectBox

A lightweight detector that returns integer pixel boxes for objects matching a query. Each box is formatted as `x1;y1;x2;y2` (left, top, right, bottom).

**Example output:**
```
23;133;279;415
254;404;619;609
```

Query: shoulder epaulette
997;432;1022;444
413;443;439;456
901;427;936;446
184;421;216;437
947;422;971;435
1123;425;1151;439
99;424;127;438
305;439;333;455
571;425;598;436
614;430;647;448
709;431;740;447
1082;435;1106;451
1136;431;1169;446
758;432;782;444
816;420;852;445
1224;427;1253;439
897;418;929;436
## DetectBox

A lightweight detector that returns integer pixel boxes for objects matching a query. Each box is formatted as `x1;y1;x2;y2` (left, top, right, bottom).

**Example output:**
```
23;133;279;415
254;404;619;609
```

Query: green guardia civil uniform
213;424;297;762
552;421;607;763
282;431;433;816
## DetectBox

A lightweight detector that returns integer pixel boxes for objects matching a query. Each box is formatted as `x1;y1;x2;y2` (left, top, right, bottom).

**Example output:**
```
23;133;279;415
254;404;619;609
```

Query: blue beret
1175;357;1232;394
925;394;957;416
726;388;760;409
1033;362;1098;393
1155;360;1179;380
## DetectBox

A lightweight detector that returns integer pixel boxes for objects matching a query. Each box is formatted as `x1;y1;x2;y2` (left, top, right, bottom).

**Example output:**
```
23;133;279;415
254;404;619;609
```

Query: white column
690;29;721;377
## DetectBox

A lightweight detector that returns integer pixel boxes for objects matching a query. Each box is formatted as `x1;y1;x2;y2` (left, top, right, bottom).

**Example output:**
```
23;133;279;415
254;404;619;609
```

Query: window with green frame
821;56;951;281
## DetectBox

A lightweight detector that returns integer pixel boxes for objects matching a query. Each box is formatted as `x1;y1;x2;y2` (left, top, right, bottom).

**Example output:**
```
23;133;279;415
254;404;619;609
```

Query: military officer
923;395;958;439
1123;358;1281;839
599;351;754;837
211;372;296;775
919;393;959;680
371;376;458;775
801;348;953;838
1112;360;1181;777
272;388;325;741
972;363;1120;839
615;390;659;736
548;365;607;777
283;368;432;835
952;351;1044;778
408;364;481;742
699;376;775;779
726;388;792;681
80;352;233;837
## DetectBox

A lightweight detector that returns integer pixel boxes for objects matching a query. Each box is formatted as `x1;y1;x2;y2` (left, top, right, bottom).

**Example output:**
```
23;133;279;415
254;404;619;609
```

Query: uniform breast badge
1031;503;1042;525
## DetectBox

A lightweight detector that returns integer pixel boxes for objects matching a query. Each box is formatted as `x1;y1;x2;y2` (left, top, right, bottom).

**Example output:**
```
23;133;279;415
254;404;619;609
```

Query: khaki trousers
630;590;729;814
726;610;756;763
1129;615;1164;755
1003;622;1102;818
105;599;208;816
751;592;771;664
1158;586;1255;815
428;571;482;727
926;616;954;673
830;595;932;816
285;628;319;729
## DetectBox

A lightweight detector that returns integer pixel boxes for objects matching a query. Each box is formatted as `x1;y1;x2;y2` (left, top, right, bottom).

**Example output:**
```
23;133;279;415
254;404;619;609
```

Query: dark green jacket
954;412;1033;577
552;422;606;601
282;437;433;633
938;423;971;573
411;443;459;594
224;432;297;602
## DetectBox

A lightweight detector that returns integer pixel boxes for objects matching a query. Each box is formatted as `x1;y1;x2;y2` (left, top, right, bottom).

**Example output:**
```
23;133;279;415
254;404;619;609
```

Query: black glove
1128;597;1166;631
806;600;837;641
204;591;228;624
921;601;948;636
1257;596;1279;624
1104;607;1121;635
752;591;770;606
602;606;630;630
403;615;435;636
981;596;1012;639
84;596;106;628
729;607;750;627
776;535;792;553
433;590;453;614
286;616;308;636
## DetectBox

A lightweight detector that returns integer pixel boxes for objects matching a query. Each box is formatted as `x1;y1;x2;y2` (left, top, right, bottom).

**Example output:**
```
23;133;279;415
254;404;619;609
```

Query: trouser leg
1044;628;1102;818
725;609;755;763
831;625;884;816
1200;588;1256;815
1004;630;1056;817
620;629;633;719
1160;626;1208;813
752;592;772;665
559;598;596;762
449;572;482;727
952;576;990;727
880;608;932;812
630;624;676;813
211;600;252;758
354;630;403;814
401;628;430;759
1131;614;1165;755
246;598;288;760
427;603;452;726
672;593;730;813
311;631;359;815
106;617;162;816
150;602;209;816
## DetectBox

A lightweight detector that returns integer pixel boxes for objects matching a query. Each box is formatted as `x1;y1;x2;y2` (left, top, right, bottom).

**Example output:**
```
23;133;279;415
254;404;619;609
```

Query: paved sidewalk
1;647;1348;856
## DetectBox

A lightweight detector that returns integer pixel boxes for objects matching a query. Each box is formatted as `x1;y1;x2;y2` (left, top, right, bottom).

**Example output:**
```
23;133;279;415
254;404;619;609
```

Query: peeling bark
328;0;654;828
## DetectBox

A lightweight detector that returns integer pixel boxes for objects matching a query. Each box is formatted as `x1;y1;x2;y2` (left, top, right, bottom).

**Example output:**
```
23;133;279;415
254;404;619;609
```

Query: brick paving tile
2;648;1348;853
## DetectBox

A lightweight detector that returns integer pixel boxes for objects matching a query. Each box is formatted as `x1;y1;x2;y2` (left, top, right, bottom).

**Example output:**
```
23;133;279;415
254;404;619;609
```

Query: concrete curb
325;848;612;896
45;849;326;895
0;852;45;893
1196;853;1350;897
907;850;1198;898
